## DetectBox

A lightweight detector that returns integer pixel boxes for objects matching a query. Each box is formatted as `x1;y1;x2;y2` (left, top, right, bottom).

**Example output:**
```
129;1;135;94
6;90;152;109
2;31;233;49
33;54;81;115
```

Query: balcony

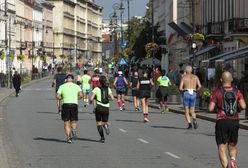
207;22;224;35
229;18;248;33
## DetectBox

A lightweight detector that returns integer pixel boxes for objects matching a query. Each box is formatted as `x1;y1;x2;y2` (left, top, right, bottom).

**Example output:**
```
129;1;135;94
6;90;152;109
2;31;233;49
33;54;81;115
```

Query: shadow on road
151;125;186;130
37;111;56;114
76;138;101;143
115;119;144;123
33;137;66;143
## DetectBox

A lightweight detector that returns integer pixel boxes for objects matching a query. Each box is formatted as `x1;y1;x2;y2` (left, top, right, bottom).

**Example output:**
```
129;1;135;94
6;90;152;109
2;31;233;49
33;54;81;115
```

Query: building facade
49;0;102;66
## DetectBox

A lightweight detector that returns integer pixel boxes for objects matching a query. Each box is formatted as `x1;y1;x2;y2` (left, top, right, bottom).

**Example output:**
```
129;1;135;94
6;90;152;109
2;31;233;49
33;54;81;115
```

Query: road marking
119;128;127;133
137;138;149;144
165;152;180;159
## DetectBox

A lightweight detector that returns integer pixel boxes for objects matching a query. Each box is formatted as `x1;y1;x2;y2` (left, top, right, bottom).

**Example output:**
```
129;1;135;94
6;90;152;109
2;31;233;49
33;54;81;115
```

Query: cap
118;71;123;75
66;74;74;79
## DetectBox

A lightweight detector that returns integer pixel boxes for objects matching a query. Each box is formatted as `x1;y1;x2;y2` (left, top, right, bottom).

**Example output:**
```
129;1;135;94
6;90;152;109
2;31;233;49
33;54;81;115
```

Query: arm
179;77;184;91
52;79;56;87
78;91;83;100
196;77;202;91
56;93;62;100
137;81;140;89
109;92;114;101
90;92;96;104
113;77;117;87
208;102;216;112
150;78;154;86
124;77;128;85
239;99;246;110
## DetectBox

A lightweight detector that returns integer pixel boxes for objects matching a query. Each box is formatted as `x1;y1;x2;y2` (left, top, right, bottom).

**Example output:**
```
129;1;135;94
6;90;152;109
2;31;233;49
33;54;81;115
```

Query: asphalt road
3;79;248;168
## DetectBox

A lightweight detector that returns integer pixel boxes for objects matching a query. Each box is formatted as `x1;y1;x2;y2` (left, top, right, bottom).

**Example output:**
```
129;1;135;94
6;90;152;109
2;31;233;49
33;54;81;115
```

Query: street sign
119;57;127;65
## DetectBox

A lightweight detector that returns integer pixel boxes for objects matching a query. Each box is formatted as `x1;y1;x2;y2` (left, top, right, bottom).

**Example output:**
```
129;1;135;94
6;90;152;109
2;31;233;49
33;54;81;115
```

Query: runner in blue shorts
80;70;91;107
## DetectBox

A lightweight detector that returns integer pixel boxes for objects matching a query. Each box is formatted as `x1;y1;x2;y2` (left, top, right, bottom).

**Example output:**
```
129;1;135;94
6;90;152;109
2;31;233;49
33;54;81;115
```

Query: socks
122;99;125;106
97;125;104;138
231;157;236;160
118;100;121;107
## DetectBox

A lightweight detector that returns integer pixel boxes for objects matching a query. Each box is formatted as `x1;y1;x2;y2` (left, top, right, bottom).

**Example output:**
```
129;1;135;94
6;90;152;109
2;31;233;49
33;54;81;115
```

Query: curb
121;97;248;130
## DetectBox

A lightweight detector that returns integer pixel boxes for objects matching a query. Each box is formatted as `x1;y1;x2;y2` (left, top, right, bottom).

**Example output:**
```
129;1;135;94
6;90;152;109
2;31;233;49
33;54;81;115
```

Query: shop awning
168;21;187;36
202;45;248;63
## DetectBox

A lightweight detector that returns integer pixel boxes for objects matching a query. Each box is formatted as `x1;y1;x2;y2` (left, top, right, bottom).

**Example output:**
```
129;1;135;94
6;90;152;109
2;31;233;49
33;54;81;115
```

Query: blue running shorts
183;90;196;107
83;89;91;94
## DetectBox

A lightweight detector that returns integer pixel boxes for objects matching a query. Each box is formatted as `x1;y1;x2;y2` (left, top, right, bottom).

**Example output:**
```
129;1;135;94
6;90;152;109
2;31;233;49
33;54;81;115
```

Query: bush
22;73;31;82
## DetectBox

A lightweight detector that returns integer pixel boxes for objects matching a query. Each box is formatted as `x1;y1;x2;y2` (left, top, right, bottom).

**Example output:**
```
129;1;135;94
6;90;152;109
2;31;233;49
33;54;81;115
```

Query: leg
228;143;238;168
133;96;137;108
121;94;125;110
64;121;71;140
218;144;229;168
96;121;105;142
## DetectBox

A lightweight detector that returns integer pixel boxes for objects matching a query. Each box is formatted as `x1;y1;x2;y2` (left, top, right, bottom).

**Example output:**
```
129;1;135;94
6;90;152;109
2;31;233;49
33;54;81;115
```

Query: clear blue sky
95;0;149;20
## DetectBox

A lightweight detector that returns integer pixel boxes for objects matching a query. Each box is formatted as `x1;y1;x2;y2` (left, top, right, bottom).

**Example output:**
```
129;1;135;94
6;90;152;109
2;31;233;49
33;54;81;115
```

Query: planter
198;97;209;110
167;94;182;105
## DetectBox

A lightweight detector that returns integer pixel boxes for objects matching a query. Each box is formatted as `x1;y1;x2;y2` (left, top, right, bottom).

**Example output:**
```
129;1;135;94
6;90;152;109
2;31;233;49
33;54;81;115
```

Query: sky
94;0;149;20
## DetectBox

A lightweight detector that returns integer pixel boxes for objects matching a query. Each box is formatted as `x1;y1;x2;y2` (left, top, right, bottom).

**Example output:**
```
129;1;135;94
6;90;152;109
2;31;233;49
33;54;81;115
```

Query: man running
57;74;83;143
52;67;67;114
157;70;172;113
90;75;114;143
113;70;128;111
209;71;246;168
179;65;201;129
91;68;101;107
80;69;91;107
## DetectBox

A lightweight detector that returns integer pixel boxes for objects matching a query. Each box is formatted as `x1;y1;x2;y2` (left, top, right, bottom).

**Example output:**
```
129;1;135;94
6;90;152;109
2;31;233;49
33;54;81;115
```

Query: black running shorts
139;90;150;99
61;104;78;121
95;105;109;122
132;89;140;97
215;119;239;145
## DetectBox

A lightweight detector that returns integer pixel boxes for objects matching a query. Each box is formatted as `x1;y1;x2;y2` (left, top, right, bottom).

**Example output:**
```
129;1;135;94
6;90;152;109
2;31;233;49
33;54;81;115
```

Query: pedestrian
91;68;101;107
12;71;21;97
157;70;172;113
80;69;91;107
52;67;67;114
130;71;140;111
208;71;246;168
90;75;114;143
57;74;83;143
179;65;201;129
113;70;128;111
137;70;154;122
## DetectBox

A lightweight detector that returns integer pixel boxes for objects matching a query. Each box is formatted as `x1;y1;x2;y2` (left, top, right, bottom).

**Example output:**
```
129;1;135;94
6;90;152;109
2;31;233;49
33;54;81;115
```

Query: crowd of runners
51;64;246;168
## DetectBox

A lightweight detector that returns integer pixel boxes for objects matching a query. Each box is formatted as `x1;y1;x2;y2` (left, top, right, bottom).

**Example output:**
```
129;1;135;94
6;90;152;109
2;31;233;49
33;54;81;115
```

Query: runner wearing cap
57;74;83;143
80;69;91;107
113;70;128;111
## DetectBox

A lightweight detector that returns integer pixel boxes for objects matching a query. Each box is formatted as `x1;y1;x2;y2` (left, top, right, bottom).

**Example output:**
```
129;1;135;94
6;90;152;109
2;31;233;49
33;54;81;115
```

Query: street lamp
119;0;125;51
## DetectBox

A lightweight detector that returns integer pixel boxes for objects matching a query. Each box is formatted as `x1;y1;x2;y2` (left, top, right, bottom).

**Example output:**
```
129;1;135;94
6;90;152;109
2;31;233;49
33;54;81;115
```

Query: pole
120;11;123;51
8;16;12;88
4;0;8;87
192;0;196;69
127;0;130;46
151;0;155;67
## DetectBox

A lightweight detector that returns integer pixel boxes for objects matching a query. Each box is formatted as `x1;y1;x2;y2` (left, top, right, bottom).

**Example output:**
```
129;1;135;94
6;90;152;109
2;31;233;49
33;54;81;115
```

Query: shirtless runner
179;65;201;129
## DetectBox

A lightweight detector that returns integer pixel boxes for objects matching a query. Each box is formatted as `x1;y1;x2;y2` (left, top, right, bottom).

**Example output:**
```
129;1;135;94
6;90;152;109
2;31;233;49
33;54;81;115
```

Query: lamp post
191;0;196;69
119;0;125;51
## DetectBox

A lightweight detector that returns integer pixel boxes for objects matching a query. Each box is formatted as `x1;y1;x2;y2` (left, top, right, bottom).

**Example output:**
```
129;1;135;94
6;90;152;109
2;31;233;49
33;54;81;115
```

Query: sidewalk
121;93;248;130
0;75;52;168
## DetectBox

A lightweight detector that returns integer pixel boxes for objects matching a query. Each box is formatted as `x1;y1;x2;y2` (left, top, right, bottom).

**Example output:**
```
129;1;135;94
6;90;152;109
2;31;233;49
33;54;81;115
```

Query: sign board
119;57;127;65
208;68;216;80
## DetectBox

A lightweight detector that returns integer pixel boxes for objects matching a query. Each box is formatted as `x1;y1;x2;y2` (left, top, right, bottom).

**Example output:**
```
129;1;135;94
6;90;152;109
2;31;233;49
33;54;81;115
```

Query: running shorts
95;105;109;122
132;89;140;97
61;103;78;121
159;86;169;98
215;119;239;145
183;90;196;107
116;90;126;95
83;89;91;94
139;90;150;99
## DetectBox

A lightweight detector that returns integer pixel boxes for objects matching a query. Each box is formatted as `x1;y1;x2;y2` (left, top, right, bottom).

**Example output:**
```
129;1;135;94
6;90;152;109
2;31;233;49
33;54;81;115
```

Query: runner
209;71;246;168
57;74;83;143
90;75;114;143
157;70;172;113
113;70;128;111
137;70;154;122
130;71;140;111
91;68;101;107
52;67;67;114
80;69;91;107
179;65;201;129
12;71;21;97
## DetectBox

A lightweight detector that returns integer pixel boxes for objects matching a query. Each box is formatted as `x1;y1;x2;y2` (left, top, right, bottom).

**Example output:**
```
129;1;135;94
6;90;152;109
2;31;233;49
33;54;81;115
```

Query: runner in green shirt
90;75;114;143
80;69;91;107
57;74;83;143
157;70;172;113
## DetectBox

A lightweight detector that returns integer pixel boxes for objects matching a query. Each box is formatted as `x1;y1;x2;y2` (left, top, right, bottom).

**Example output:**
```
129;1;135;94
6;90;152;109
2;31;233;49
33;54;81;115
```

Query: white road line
137;138;149;144
165;152;180;159
119;128;127;133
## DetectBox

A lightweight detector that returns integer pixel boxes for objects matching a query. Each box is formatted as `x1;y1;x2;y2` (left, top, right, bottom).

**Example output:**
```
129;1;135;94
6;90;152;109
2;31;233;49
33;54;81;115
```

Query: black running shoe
71;130;78;140
103;124;110;135
99;137;105;143
84;104;87;108
58;109;61;115
187;123;193;129
193;119;198;129
122;105;125;110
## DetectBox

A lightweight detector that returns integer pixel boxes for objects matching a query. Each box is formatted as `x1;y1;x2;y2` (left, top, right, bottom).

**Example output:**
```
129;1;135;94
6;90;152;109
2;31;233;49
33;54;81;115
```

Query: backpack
116;76;126;92
98;87;109;104
221;87;237;117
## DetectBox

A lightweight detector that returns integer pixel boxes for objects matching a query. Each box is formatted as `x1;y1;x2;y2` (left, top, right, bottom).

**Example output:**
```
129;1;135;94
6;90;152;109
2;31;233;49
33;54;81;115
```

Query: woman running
90;76;114;143
137;70;154;122
130;71;140;111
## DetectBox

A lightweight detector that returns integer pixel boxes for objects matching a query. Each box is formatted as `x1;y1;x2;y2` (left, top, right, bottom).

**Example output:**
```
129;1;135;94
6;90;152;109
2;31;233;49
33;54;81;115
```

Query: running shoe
58;108;61;115
230;159;237;168
165;108;170;112
122;105;125;110
135;107;139;111
67;138;72;143
99;137;105;143
120;107;123;111
71;130;78;140
161;109;165;114
144;117;149;122
103;124;110;135
187;123;193;129
193;119;198;129
84;104;87;108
